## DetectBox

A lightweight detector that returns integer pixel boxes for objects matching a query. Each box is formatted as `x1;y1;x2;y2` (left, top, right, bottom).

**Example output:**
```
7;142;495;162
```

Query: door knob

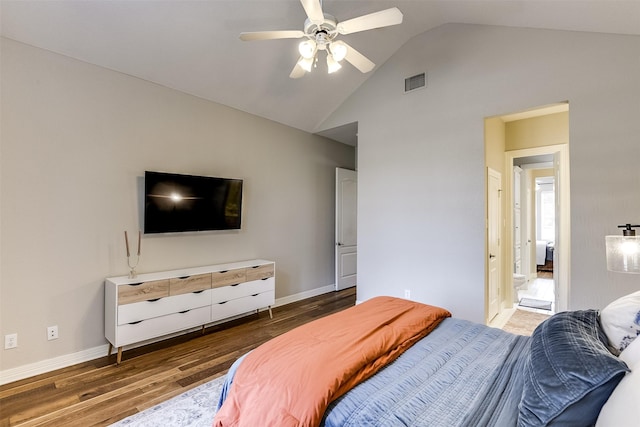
489;254;496;259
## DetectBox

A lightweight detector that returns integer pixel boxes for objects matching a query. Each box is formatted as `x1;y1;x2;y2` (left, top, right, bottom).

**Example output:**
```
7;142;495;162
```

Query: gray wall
321;24;640;322
0;38;355;371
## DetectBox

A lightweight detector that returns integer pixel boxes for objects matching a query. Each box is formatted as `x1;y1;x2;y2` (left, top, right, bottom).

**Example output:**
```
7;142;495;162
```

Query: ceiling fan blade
290;59;307;79
339;41;375;73
337;7;403;35
240;30;305;41
300;0;324;24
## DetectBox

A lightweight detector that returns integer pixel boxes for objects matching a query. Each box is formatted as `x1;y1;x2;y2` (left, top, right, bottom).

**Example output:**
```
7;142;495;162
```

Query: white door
487;168;502;321
335;168;357;291
513;167;522;274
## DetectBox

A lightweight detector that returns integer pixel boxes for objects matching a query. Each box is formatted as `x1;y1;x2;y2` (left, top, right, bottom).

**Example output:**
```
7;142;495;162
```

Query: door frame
504;144;570;312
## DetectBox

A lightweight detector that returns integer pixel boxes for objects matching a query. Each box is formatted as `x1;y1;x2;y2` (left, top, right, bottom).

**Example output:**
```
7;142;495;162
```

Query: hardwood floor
0;288;356;426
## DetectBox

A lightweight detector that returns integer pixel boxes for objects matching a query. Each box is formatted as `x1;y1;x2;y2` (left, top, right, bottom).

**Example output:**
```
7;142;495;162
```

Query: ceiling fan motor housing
304;14;338;49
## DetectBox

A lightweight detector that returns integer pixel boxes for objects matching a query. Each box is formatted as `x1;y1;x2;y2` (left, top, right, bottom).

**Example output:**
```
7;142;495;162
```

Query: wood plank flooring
0;288;356;427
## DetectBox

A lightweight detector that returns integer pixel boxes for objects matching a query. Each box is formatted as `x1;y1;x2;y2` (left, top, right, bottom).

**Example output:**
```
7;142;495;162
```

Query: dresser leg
268;306;273;319
117;347;123;365
107;343;113;357
201;325;206;335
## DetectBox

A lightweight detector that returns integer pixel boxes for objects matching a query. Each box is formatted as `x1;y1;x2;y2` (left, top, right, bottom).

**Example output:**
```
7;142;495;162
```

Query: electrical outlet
5;333;18;349
47;326;59;341
404;289;411;299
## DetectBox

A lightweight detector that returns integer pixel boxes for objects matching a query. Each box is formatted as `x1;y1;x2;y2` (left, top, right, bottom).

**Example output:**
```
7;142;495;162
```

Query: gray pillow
518;310;629;427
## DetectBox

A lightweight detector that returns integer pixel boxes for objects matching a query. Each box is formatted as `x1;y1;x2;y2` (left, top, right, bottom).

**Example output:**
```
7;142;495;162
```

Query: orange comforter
213;296;451;427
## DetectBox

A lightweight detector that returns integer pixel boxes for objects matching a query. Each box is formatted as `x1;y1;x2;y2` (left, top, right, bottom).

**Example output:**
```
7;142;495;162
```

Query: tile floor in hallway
517;275;555;314
489;274;555;329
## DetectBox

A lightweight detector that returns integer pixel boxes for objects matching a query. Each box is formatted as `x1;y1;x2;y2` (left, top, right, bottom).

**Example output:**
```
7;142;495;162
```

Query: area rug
519;297;552;311
110;375;225;427
502;309;551;336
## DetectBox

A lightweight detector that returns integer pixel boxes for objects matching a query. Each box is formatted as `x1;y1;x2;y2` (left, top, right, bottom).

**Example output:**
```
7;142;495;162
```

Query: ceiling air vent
404;72;426;93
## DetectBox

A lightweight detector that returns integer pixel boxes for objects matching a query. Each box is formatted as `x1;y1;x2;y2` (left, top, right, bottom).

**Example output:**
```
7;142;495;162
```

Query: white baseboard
0;284;337;386
273;284;335;307
0;344;110;385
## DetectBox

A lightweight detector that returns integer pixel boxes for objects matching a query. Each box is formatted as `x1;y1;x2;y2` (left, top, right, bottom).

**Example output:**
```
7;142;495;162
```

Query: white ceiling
2;1;639;145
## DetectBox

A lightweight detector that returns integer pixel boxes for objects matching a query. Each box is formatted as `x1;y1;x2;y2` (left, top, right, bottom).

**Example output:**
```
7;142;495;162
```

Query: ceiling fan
239;0;403;78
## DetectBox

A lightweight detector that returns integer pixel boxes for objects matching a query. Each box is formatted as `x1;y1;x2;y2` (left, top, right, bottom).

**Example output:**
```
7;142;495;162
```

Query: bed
214;292;640;427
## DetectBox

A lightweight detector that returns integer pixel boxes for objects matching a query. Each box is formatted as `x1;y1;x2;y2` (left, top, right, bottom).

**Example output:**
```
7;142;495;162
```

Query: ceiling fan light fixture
297;56;314;72
327;54;342;73
329;41;347;62
298;40;317;59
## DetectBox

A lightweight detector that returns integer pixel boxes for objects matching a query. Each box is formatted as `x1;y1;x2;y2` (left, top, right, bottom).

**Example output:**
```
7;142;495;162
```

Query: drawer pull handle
128;320;143;325
178;275;191;279
231;283;240;287
251;265;260;269
192;290;205;294
147;298;161;302
218;270;228;274
261;277;269;281
218;301;228;305
251;293;259;297
179;310;191;314
128;282;143;287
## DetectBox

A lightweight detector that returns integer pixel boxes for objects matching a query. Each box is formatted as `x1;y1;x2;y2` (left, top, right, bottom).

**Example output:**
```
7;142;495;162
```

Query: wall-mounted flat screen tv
144;171;243;234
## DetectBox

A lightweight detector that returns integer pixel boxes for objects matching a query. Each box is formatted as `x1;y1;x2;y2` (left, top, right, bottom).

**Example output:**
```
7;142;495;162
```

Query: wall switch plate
404;289;411;299
47;326;59;341
5;333;18;349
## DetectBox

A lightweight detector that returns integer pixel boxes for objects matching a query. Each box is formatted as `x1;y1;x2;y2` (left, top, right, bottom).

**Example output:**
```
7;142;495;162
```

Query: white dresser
105;259;275;363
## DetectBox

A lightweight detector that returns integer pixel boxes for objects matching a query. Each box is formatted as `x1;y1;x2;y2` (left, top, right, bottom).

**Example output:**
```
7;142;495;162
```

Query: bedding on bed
213;296;450;427
216;300;632;427
321;318;530;427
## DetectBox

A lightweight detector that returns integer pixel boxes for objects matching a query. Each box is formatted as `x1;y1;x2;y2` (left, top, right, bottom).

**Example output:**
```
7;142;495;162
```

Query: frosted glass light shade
606;235;640;273
327;55;342;73
329;42;347;62
298;40;316;59
297;57;314;72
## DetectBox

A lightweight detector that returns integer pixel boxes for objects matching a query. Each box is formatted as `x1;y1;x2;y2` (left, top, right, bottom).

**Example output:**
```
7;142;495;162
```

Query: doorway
484;102;570;323
505;144;570;313
512;156;556;312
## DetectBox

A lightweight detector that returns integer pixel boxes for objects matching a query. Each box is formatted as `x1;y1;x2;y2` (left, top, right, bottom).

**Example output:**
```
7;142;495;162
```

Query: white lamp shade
329;41;347;62
326;54;342;73
606;235;640;273
298;40;316;59
297;57;314;72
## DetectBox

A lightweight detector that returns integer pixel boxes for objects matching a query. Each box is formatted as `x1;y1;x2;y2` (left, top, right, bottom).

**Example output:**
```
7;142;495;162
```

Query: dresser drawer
118;279;169;305
116;306;211;347
117;290;211;325
212;290;275;322
246;264;275;281
210;277;274;304
170;273;211;296
211;268;246;288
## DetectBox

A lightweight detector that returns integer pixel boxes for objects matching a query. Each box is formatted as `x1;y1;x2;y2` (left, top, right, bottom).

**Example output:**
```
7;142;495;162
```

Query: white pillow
595;366;640;426
620;334;640;368
600;290;640;354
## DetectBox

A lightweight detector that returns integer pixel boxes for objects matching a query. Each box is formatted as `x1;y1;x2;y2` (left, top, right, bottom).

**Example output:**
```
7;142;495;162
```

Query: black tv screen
144;171;243;234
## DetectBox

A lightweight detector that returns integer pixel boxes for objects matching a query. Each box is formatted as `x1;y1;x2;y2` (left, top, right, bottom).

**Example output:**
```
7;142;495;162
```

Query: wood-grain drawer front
117;290;211;325
116;306;211;347
245;264;275;282
118;280;169;305
210;277;275;304
212;290;275;322
169;274;211;296
211;268;246;289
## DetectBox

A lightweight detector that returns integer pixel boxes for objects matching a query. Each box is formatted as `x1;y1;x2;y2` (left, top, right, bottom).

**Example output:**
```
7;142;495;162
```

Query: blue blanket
219;318;530;427
321;318;530;426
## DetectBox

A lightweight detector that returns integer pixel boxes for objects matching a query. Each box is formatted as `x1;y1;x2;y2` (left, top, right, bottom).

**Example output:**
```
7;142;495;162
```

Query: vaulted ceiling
2;1;639;145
